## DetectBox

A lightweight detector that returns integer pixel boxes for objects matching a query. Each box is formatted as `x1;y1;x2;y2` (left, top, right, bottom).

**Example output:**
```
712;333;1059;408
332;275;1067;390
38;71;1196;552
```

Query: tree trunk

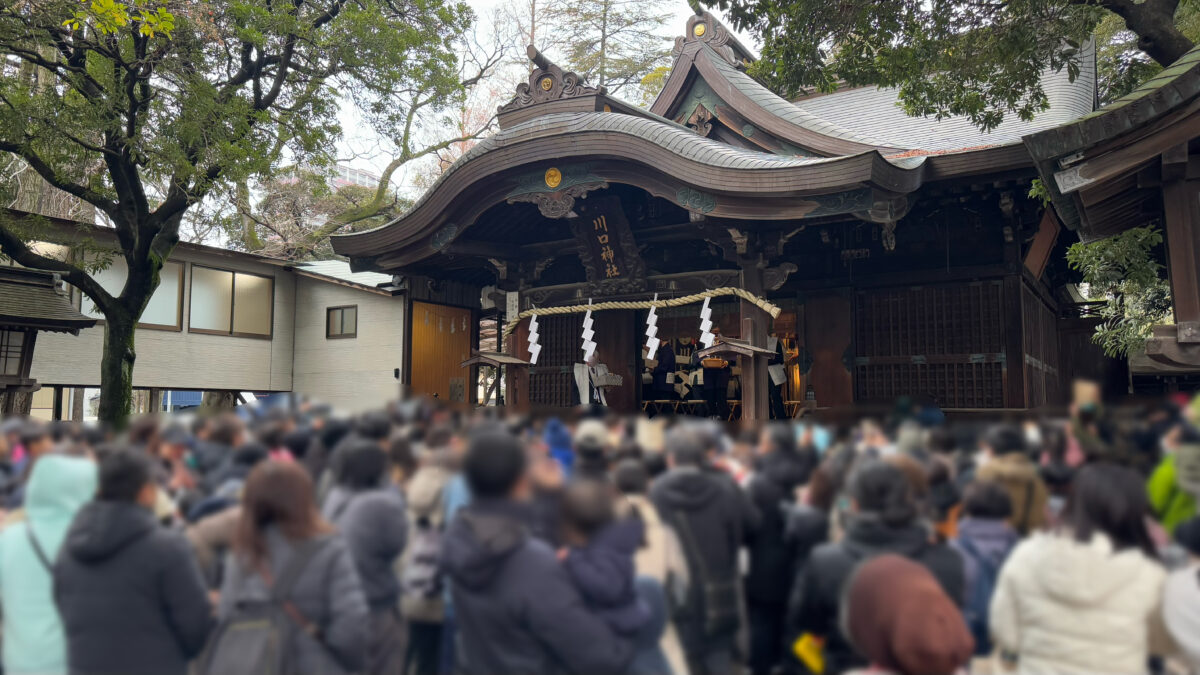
200;390;238;414
71;386;84;422
1106;0;1195;66
97;313;136;429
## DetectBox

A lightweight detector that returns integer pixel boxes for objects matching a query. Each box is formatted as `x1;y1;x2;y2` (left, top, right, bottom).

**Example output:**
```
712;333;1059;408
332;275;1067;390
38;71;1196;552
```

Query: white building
24;235;426;415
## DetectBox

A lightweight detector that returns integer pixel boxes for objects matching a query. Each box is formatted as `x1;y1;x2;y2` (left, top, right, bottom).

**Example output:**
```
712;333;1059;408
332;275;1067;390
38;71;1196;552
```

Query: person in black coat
54;448;213;675
651;339;677;401
787;459;964;675
768;335;787;420
650;426;759;675
744;424;816;675
441;430;634;675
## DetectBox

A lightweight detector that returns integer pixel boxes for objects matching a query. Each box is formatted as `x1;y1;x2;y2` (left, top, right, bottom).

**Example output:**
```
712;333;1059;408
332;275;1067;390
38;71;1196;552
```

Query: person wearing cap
1164;516;1200;673
841;554;974;675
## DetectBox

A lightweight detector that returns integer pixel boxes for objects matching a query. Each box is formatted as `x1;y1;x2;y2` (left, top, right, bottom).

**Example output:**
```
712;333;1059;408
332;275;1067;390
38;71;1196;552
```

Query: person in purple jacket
560;478;670;675
951;480;1019;655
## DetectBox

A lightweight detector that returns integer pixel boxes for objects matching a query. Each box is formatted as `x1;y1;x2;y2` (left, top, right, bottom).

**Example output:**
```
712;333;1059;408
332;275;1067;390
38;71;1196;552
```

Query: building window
0;329;26;376
79;258;184;331
326;305;357;339
189;265;274;338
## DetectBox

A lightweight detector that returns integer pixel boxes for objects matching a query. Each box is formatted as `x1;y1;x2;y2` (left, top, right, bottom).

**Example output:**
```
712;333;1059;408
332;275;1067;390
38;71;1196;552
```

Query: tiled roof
0;267;96;333
295;260;392;288
338;110;923;235
1024;42;1200;158
701;48;902;149
792;46;1096;152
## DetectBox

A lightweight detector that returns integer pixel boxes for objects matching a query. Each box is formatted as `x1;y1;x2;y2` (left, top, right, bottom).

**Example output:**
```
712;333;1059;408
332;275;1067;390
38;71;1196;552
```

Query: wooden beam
1023;209;1061;281
1054;103;1200;195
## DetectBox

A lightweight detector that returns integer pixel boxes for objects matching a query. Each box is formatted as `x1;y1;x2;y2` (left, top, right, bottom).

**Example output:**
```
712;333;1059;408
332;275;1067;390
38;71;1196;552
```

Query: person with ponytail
787;459;964;675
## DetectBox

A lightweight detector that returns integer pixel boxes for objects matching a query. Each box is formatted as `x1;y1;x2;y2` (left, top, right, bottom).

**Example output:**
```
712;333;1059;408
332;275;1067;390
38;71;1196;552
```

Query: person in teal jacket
0;455;97;675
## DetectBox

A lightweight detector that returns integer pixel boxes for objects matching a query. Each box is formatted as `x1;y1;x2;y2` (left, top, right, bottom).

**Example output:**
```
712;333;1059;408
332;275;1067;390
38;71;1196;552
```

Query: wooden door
803;292;854;406
595;310;638;412
411;301;473;402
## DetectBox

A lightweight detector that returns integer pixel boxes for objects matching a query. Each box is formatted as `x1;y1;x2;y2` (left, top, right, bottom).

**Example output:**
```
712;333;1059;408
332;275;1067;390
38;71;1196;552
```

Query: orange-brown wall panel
411;301;473;402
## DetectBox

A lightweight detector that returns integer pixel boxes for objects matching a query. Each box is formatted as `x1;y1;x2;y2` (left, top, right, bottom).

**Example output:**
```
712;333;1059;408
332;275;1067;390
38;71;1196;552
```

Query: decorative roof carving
684;104;715;136
498;45;606;113
672;10;751;68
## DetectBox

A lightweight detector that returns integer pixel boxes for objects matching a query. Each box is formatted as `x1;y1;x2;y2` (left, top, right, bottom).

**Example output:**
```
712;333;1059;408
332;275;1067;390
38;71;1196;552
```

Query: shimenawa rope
501;287;780;337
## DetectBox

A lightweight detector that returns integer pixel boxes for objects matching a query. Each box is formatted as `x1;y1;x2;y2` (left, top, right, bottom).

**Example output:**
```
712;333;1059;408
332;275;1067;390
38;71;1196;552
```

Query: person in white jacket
989;463;1171;675
1163;516;1200;674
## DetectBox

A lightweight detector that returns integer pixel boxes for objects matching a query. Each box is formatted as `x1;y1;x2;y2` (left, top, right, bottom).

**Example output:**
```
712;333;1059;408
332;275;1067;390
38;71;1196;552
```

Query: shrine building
331;11;1199;419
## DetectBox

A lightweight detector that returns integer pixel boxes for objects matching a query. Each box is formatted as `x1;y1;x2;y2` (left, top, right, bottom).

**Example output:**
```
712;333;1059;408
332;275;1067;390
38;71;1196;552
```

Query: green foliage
559;0;672;98
703;0;1195;131
1028;178;1052;207
1094;7;1200;103
1066;227;1173;358
0;0;475;423
229;168;403;260
637;64;670;107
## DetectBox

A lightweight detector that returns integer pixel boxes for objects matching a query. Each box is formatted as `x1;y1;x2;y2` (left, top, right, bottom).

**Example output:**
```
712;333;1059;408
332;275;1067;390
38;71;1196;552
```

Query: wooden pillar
506;318;531;412
741;265;769;422
399;298;414;400
52;386;64;421
148;388;162;415
1162;171;1200;339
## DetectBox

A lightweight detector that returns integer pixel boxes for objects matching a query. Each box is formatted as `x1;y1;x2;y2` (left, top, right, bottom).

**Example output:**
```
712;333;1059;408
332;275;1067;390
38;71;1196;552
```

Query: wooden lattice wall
1022;282;1061;407
529;314;583;407
853;281;1007;408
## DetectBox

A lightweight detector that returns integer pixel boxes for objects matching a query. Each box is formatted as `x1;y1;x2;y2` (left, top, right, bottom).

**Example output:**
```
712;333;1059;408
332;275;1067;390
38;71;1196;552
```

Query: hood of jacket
591;516;645;557
26;456;98;555
653;467;728;512
842;516;932;561
981;453;1039;483
64;500;156;563
407;465;451;520
441;500;529;590
1025;531;1159;607
955;517;1018;562
757;450;812;495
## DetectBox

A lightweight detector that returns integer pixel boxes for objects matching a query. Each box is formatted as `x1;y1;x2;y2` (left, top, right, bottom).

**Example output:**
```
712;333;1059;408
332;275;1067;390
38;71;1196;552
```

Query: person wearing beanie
842;554;974;675
1164;516;1200;673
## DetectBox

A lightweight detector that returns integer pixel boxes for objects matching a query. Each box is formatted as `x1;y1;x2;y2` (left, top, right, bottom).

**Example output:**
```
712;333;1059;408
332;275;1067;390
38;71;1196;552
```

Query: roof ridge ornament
673;9;751;69
498;45;607;113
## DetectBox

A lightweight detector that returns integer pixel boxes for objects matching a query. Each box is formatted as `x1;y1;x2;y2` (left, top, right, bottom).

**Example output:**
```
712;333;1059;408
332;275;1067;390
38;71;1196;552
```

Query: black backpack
198;537;346;675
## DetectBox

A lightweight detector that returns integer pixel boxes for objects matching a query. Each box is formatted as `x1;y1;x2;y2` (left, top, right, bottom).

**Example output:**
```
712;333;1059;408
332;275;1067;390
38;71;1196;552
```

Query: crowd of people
0;392;1198;675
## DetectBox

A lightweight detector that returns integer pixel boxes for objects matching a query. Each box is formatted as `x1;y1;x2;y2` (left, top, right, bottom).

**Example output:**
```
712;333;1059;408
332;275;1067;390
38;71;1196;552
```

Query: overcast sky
335;0;757;195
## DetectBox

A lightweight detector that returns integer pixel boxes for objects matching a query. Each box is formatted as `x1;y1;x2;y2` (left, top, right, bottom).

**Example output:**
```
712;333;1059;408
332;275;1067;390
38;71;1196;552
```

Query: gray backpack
198;537;345;675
